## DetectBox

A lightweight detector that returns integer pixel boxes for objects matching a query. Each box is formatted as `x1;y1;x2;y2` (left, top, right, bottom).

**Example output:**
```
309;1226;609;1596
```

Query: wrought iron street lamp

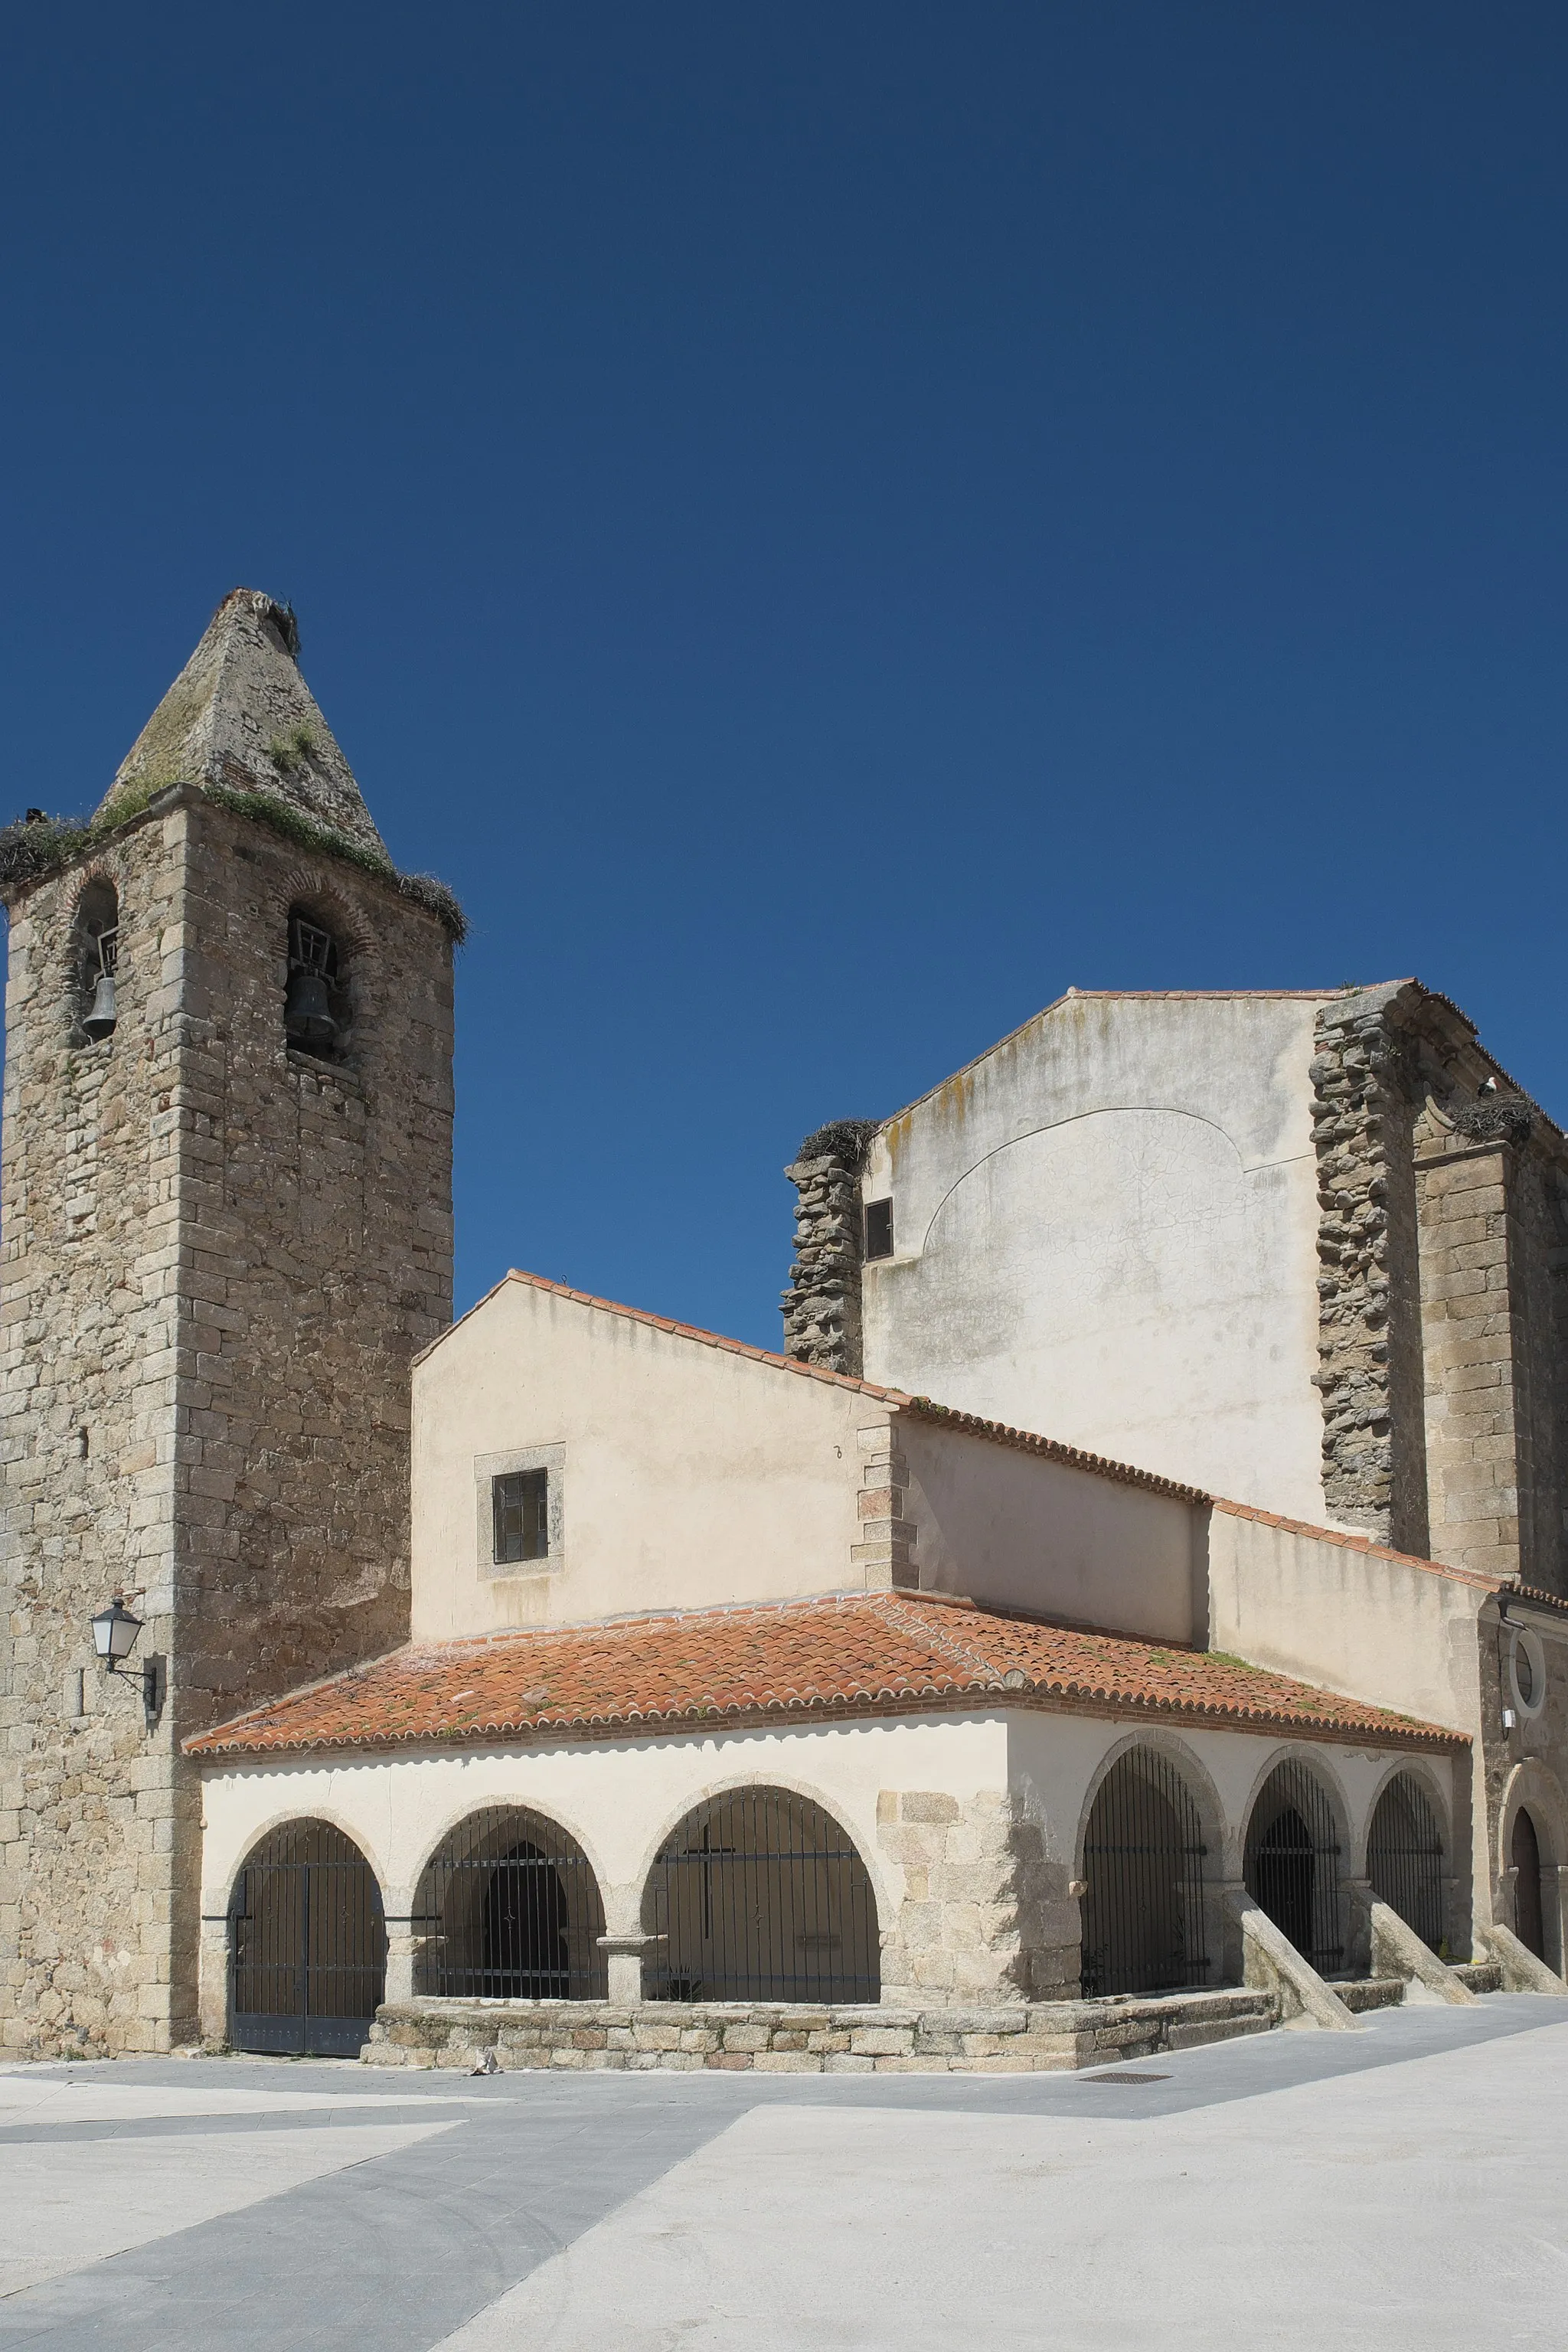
90;1596;162;1722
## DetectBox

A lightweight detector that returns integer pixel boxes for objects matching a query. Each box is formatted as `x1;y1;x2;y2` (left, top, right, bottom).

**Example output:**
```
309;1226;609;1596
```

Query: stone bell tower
0;590;456;2053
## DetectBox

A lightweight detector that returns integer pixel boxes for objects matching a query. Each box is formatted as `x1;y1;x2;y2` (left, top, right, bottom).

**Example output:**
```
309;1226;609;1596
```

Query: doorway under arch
228;1820;387;2056
1367;1773;1446;1952
644;1788;879;2004
1512;1807;1546;1959
1243;1759;1345;1975
413;1807;607;2000
1079;1746;1210;1998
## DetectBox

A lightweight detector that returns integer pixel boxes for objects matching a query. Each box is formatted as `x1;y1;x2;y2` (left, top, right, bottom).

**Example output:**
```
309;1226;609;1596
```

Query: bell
83;971;117;1041
285;968;337;1052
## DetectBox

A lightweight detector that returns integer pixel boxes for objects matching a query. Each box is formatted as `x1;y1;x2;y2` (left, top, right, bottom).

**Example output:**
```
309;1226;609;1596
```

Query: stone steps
1327;1975;1406;2013
1452;1962;1504;1994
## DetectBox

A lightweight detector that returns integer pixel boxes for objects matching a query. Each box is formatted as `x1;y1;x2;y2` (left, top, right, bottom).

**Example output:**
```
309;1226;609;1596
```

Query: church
2;590;1564;2068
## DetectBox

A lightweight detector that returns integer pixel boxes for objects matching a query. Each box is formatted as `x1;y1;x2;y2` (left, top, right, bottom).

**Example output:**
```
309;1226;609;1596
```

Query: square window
864;1198;893;1260
492;1468;549;1564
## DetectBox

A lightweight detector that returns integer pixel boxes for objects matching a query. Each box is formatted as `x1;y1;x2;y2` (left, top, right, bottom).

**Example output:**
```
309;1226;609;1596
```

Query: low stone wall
363;1988;1279;2075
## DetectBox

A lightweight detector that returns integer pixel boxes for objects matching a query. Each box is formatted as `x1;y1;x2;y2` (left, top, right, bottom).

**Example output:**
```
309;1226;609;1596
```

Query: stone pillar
781;1121;880;1375
198;1911;230;2047
383;1916;417;2005
1416;1126;1530;1580
596;1932;657;2004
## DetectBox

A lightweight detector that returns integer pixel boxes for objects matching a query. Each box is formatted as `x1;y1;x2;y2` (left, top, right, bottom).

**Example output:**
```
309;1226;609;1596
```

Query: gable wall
859;994;1329;1521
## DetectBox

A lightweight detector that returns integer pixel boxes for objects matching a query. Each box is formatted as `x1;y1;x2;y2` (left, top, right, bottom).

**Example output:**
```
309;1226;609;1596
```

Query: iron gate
1367;1773;1446;1952
1080;1746;1210;1998
413;1807;606;1999
229;1820;387;2056
645;1789;880;2003
1243;1759;1344;1975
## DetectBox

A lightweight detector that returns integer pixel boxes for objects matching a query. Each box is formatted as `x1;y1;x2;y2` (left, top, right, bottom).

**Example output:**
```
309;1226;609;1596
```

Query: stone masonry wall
364;1988;1279;2073
875;1788;1077;2004
1309;986;1430;1552
0;788;453;2053
782;1122;878;1375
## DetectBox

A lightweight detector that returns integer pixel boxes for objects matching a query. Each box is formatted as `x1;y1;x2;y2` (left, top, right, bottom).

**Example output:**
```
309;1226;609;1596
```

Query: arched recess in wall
227;1819;387;2056
1243;1757;1347;1976
890;1109;1298;1496
71;877;119;1044
1078;1744;1212;1998
1367;1771;1447;1953
642;1788;879;2004
412;1807;606;2000
1512;1807;1547;1960
283;900;354;1059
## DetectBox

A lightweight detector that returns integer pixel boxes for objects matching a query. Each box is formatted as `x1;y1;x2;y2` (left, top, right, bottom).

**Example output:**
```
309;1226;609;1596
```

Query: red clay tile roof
184;1592;1464;1760
901;1401;1208;1504
1210;1498;1506;1594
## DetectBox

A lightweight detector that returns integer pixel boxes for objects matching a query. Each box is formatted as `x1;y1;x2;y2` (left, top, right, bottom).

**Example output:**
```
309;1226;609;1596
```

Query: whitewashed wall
861;991;1329;1522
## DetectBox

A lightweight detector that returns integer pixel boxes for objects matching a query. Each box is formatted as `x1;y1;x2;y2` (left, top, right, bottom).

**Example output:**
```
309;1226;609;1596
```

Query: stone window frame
1510;1626;1547;1722
475;1442;566;1582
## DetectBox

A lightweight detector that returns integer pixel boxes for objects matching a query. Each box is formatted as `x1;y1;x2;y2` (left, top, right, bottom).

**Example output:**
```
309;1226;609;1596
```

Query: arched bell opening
284;903;351;1059
1367;1772;1448;1953
72;879;119;1044
642;1787;880;2004
1079;1746;1211;1998
1243;1758;1346;1976
1511;1806;1547;1960
412;1808;607;2000
227;1818;387;2056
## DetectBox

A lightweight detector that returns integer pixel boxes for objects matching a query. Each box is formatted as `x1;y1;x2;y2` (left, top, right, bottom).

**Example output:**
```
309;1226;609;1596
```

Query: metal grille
1079;1746;1210;1998
414;1808;606;1999
229;1820;387;2056
1243;1759;1344;1975
645;1789;880;2003
1367;1773;1446;1952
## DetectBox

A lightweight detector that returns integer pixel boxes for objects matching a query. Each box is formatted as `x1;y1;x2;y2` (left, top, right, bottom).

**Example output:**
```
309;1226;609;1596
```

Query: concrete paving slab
0;2001;1560;2350
430;2018;1568;2352
0;2121;459;2302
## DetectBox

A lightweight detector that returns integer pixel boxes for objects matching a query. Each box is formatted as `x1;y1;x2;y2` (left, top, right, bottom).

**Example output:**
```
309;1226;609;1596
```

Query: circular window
1510;1628;1547;1720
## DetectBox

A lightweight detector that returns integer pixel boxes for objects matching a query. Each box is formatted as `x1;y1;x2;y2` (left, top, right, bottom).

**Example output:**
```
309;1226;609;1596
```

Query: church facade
3;590;1566;2063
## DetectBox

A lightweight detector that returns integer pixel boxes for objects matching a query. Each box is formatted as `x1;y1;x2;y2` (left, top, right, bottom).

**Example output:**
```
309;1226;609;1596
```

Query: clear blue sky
4;5;1565;1343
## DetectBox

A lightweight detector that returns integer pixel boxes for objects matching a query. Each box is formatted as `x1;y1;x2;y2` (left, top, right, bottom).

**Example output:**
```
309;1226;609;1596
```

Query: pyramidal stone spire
96;586;390;861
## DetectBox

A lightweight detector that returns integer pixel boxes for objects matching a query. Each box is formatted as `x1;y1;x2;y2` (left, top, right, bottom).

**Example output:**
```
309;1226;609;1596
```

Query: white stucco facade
860;991;1332;1522
196;1707;1468;2038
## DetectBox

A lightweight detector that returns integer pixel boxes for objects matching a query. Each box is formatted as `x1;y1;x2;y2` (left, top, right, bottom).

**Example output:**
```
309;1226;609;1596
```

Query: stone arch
68;871;120;1044
1366;1766;1449;1952
1499;1760;1568;1971
1073;1730;1227;1881
410;1803;607;2000
211;1795;393;1914
1074;1736;1221;1998
640;1783;881;2004
629;1766;894;1938
1359;1754;1455;1881
227;1816;387;2056
271;864;378;1062
1242;1750;1351;1977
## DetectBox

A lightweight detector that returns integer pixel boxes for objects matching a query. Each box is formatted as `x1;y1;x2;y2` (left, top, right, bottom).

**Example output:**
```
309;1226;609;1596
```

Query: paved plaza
0;2001;1561;2349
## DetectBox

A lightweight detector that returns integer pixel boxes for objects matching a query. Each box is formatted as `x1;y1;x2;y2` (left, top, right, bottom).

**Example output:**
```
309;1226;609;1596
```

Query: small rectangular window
864;1198;894;1260
492;1468;549;1564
